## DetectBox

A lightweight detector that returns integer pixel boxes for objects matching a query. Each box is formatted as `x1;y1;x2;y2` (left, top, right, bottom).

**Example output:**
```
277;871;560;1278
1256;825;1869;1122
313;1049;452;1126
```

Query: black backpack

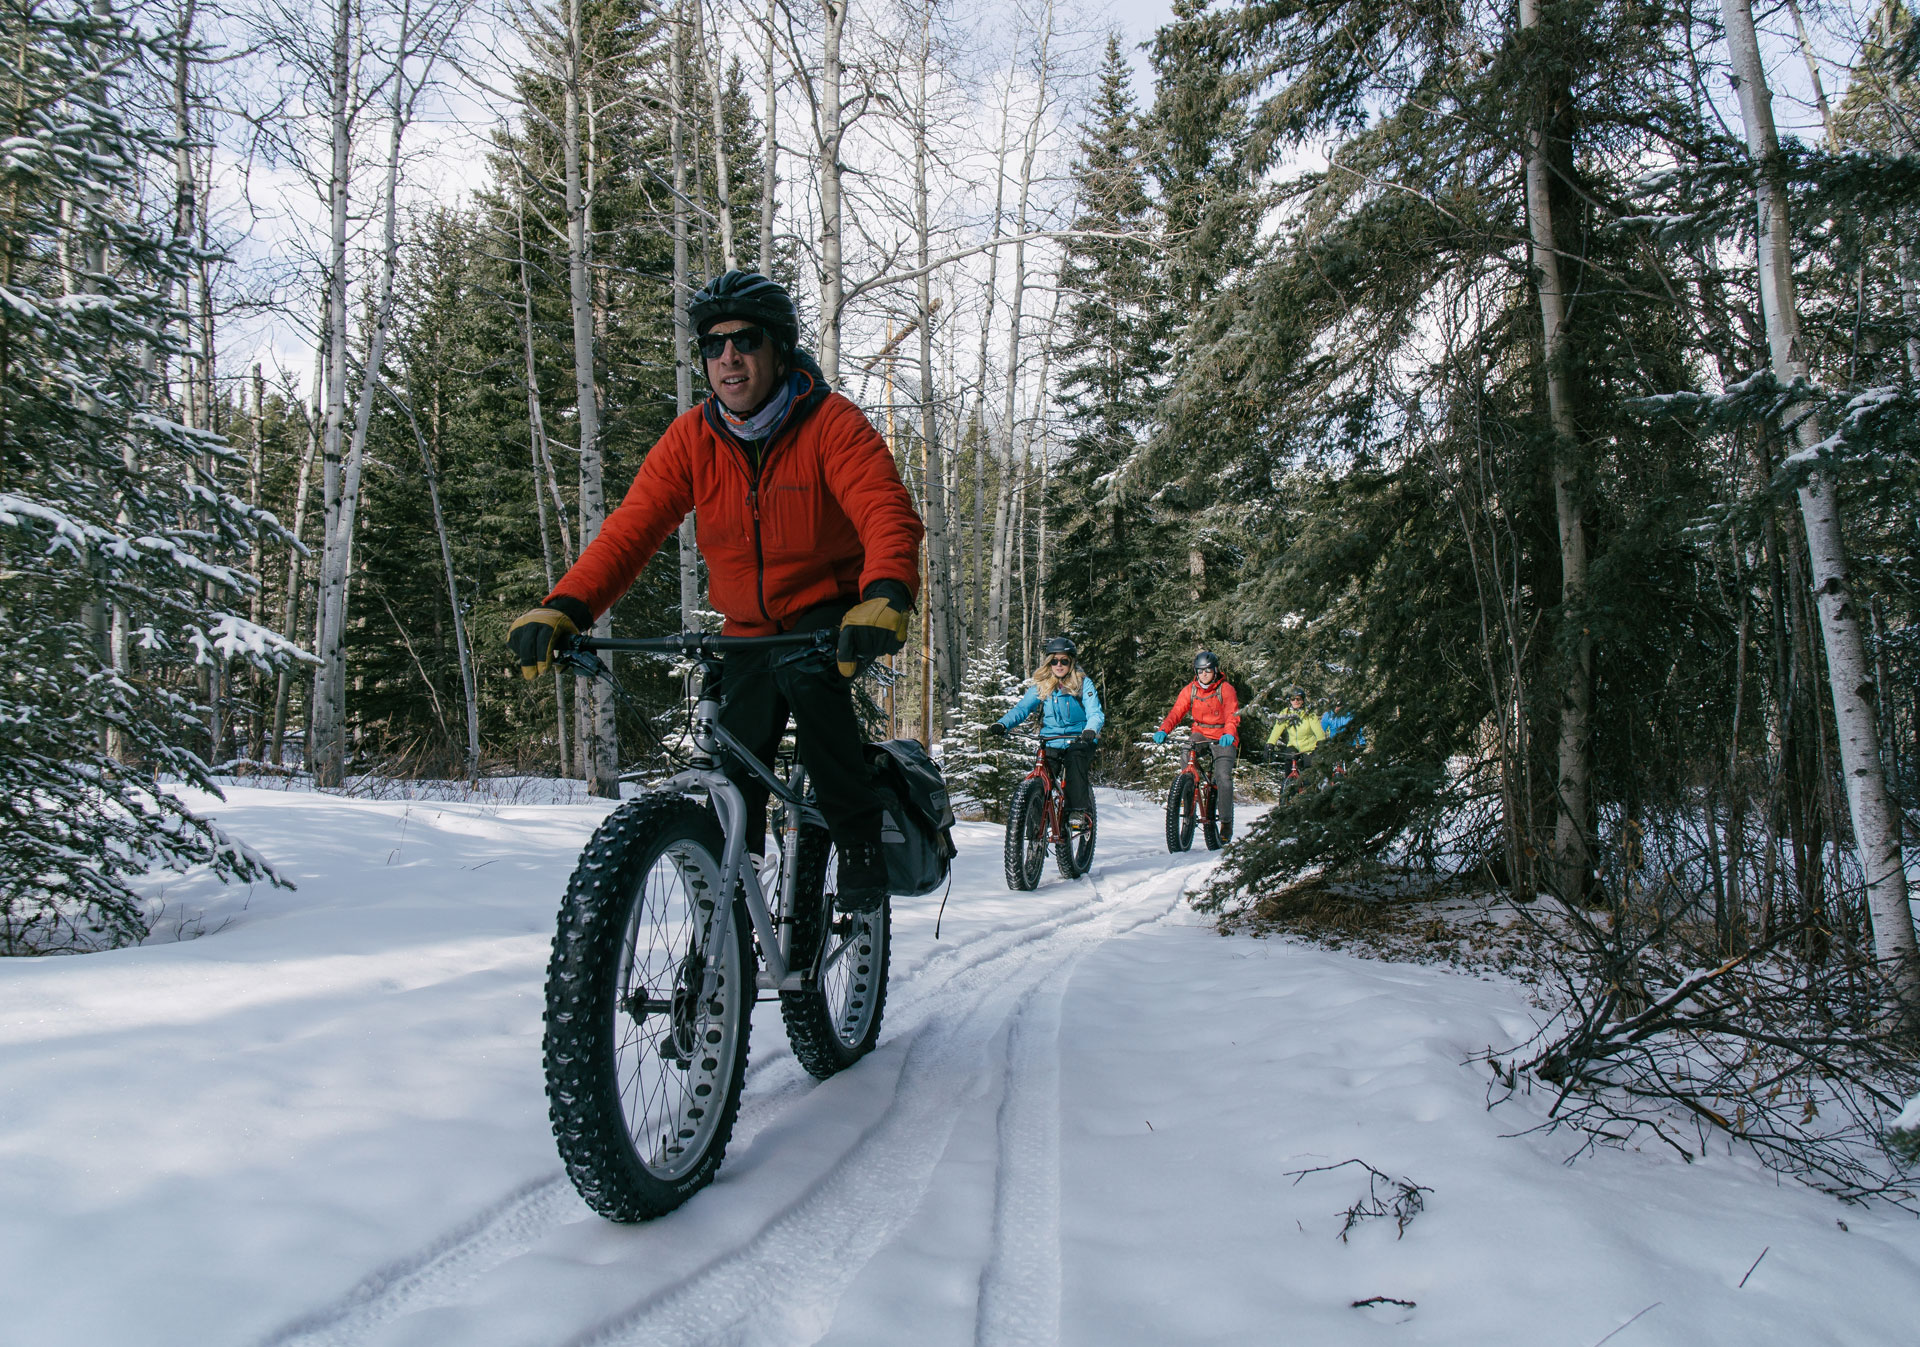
864;738;958;897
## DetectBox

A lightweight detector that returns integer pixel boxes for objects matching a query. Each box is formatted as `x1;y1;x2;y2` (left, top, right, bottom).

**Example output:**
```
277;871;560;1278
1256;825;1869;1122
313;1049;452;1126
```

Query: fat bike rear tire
1005;777;1048;890
1203;785;1222;851
543;796;752;1222
1165;775;1196;853
781;824;890;1080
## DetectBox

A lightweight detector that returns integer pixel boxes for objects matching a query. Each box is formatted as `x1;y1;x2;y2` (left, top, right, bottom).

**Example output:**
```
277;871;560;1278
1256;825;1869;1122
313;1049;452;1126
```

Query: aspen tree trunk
986;0;1050;652
815;0;849;381
671;0;700;629
759;0;776;275
1030;285;1059;642
512;187;574;560
969;77;1014;650
270;328;324;765
564;0;618;796
248;365;265;759
910;1;957;711
315;0;419;786
1723;0;1920;1015
695;0;736;269
1518;0;1592;899
308;0;356;785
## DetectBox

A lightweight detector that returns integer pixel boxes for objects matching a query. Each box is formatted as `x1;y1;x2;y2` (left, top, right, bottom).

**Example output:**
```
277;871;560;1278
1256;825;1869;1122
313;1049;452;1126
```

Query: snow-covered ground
4;784;1920;1346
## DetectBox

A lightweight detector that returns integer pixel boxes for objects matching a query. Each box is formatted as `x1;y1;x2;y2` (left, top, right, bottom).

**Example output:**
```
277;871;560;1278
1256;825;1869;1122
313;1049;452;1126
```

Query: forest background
6;0;1920;1181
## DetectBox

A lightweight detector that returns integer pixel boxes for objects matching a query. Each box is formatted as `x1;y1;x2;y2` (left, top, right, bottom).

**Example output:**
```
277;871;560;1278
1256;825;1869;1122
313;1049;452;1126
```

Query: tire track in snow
257;1174;588;1347
974;972;1068;1347
561;860;1199;1347
255;828;1216;1347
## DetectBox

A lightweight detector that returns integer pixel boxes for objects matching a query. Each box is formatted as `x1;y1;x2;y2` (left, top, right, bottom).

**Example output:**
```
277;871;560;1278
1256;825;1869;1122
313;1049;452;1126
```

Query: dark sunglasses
1048;657;1073;667
697;326;769;360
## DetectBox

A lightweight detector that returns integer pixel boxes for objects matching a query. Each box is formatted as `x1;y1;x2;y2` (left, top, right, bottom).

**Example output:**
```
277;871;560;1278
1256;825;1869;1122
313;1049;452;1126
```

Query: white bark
695;0;736;269
758;0;776;275
562;0;618;795
270;323;324;765
815;0;850;381
968;77;1014;650
672;0;701;628
308;0;357;785
1722;0;1920;1012
910;2;957;712
512;185;573;560
986;0;1050;653
1518;0;1593;898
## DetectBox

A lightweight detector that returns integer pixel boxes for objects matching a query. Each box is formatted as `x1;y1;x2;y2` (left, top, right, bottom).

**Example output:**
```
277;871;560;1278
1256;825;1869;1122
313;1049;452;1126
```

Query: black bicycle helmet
1042;636;1078;658
1193;650;1218;672
687;270;800;352
1285;685;1306;700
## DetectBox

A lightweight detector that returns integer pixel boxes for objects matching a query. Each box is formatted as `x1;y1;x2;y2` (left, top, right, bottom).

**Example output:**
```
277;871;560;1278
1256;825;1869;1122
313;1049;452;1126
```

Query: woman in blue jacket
987;636;1104;825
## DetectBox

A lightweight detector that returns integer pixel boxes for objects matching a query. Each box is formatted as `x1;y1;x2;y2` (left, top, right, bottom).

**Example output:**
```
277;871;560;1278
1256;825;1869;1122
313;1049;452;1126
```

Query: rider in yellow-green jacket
1266;686;1325;776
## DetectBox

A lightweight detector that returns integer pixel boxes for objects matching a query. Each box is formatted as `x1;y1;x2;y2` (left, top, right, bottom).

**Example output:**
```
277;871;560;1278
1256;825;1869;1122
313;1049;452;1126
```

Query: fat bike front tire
1165;775;1196;853
1004;777;1048;890
1057;799;1097;879
781;824;890;1080
543;796;753;1223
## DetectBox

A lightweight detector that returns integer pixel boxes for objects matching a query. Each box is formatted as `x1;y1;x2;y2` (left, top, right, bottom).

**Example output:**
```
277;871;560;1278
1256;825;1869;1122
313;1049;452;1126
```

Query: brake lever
553;647;611;680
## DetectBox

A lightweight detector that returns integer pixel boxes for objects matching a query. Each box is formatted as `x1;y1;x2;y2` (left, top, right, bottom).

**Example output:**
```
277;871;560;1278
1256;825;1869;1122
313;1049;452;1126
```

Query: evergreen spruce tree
1048;35;1175;727
0;1;301;953
941;642;1027;821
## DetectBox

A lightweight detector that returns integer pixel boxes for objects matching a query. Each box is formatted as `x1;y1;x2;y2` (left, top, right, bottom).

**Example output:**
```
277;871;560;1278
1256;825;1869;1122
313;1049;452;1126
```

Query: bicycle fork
659;684;825;999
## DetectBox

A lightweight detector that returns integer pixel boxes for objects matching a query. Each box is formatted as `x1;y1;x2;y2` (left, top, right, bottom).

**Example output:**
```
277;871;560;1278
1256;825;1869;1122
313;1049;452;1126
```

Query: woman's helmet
688;270;800;353
1193;650;1219;672
1043;636;1078;658
1286;685;1306;700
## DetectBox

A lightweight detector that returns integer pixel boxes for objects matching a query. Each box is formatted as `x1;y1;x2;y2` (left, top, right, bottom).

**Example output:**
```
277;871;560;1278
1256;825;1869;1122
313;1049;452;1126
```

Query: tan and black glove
836;581;912;677
507;597;589;679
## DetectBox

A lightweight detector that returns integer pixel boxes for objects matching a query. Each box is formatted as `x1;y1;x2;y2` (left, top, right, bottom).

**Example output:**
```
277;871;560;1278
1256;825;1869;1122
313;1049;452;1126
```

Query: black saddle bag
865;738;958;897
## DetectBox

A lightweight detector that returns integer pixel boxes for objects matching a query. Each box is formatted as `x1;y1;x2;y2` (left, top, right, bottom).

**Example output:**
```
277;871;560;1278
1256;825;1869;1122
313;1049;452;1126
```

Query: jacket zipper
749;479;770;623
711;381;809;629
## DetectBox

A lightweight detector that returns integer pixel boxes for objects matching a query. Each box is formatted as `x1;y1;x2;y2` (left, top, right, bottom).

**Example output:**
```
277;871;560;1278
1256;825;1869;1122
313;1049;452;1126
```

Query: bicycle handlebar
560;628;835;659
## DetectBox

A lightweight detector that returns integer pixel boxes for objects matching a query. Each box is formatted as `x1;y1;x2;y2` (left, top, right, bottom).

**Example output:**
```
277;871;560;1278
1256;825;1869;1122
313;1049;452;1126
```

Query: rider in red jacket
506;271;925;912
1153;650;1240;841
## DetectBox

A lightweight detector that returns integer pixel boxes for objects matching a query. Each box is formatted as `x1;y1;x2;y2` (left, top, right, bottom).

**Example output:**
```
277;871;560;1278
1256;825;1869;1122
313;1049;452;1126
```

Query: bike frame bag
864;738;958;897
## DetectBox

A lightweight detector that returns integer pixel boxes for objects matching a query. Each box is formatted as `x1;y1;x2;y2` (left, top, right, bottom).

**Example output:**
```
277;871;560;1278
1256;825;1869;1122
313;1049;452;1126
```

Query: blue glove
1221;734;1236;746
1152;731;1167;744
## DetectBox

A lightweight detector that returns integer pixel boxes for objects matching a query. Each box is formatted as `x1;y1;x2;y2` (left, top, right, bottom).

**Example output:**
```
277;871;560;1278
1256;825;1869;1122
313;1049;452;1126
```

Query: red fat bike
1165;740;1227;852
1003;735;1098;889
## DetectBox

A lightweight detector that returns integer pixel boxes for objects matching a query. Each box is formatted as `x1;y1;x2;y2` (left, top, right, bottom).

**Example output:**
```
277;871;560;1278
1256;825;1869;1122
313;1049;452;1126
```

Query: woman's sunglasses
1049;657;1073;668
697;326;769;360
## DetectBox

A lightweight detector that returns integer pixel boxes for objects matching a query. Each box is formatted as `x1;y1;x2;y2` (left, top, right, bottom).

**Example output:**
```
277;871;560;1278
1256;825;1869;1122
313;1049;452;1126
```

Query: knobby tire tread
1057;797;1096;879
1004;776;1046;890
543;796;751;1223
780;824;890;1079
1165;775;1195;853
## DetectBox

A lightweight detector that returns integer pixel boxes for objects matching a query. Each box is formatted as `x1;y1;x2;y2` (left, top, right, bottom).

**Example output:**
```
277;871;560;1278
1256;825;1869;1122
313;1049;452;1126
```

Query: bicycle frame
1018;737;1074;848
1179;742;1216;825
558;630;839;996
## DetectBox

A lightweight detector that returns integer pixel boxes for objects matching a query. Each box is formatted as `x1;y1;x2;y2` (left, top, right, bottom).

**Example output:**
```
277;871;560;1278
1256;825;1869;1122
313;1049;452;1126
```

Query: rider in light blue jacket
988;636;1104;819
996;662;1105;744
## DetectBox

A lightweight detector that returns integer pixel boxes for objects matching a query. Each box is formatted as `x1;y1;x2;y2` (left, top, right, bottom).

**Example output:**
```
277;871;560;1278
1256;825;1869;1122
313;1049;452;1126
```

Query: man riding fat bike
988;636;1104;828
1153;649;1239;842
505;269;925;913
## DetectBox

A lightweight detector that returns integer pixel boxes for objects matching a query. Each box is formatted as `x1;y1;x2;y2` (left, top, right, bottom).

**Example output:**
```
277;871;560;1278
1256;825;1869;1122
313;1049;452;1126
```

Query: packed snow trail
260;815;1196;1347
7;783;1920;1346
